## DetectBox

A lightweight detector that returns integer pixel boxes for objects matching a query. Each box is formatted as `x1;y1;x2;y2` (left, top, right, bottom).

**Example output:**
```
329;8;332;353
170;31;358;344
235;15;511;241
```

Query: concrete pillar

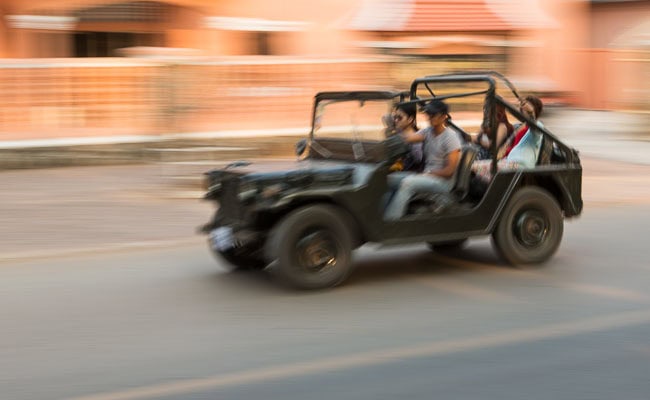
0;8;7;57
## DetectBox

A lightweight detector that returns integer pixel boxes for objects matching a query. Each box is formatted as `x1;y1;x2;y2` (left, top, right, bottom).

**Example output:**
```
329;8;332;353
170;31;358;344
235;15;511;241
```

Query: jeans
381;172;413;210
384;174;453;220
387;171;412;189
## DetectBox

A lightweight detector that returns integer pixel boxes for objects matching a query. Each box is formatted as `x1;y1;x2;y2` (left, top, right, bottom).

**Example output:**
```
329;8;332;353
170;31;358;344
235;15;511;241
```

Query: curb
0;135;301;170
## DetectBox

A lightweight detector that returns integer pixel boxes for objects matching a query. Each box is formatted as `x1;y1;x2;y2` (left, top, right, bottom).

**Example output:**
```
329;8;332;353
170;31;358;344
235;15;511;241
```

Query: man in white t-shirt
385;100;461;220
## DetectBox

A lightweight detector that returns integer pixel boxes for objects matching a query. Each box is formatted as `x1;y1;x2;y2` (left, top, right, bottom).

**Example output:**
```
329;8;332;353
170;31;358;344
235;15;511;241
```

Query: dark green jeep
200;72;583;289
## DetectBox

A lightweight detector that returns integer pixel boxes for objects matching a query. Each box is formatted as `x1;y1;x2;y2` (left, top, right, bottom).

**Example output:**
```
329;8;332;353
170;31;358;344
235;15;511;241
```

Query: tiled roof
405;0;511;31
349;0;550;32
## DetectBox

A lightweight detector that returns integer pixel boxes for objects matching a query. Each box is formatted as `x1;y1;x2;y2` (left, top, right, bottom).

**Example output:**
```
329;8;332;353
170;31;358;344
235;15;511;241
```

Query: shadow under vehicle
200;72;583;289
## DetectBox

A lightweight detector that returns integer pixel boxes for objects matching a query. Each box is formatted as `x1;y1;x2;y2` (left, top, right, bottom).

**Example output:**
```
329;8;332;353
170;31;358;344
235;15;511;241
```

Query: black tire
428;239;468;252
492;186;563;265
268;204;353;289
212;247;268;272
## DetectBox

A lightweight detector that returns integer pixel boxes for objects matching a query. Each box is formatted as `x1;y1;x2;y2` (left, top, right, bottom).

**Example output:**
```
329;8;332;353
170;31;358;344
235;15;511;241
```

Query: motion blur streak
71;309;650;400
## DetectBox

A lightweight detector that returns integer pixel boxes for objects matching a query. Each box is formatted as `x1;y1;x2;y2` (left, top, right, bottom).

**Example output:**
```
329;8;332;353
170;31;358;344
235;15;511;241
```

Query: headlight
207;181;221;192
203;177;222;199
237;181;258;201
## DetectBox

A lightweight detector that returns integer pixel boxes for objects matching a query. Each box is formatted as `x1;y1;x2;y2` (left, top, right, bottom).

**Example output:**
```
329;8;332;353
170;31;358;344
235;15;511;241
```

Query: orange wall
3;0;647;110
211;0;361;24
591;2;650;48
5;0;364;57
508;0;591;95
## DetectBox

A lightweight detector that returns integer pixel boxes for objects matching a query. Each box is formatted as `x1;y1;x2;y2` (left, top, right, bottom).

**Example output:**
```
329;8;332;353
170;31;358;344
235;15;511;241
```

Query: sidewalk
542;109;650;165
0;132;303;169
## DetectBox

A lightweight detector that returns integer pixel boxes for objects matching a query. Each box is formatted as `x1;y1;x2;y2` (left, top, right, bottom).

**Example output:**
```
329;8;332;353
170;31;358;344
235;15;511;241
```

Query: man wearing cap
385;99;461;220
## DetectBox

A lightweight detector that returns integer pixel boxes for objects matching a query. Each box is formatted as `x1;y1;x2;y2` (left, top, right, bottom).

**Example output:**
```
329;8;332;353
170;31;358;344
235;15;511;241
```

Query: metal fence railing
1;52;647;142
0;57;394;141
0;59;163;140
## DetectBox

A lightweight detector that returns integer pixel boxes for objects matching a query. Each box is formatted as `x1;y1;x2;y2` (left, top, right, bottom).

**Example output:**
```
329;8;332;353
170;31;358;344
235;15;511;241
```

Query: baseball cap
421;99;449;116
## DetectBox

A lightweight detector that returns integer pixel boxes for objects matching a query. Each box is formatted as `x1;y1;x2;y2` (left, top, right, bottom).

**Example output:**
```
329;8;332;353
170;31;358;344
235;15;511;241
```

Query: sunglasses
393;114;405;121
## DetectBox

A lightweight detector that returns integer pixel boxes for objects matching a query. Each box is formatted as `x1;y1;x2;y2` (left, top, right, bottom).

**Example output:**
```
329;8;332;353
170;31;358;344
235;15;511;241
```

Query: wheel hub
514;210;548;248
296;230;338;272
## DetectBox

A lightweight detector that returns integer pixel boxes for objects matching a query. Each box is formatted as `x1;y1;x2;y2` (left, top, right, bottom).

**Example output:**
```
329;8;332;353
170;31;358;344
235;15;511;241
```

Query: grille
218;179;241;221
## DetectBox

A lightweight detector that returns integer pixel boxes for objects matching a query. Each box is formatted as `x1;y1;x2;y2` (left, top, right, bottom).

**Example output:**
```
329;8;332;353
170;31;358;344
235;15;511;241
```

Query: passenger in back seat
471;95;544;183
504;96;544;158
475;103;514;160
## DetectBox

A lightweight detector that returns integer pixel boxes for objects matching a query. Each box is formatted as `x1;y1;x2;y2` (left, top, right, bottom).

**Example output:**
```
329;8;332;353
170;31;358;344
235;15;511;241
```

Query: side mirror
295;139;308;157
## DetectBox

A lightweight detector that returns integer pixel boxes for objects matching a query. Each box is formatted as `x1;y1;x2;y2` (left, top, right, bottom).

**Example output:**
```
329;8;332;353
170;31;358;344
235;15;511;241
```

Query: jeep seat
536;135;553;166
405;144;479;215
450;144;479;201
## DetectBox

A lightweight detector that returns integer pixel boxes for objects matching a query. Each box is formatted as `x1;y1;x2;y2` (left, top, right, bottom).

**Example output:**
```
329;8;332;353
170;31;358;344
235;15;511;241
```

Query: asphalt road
2;201;650;400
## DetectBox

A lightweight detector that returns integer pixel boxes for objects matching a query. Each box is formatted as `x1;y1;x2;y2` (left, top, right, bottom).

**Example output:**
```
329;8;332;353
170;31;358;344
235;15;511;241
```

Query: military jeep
200;72;583;289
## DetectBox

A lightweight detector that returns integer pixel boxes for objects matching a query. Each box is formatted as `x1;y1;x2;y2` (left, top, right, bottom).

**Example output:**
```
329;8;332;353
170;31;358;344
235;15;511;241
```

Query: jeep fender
264;198;364;262
486;170;581;233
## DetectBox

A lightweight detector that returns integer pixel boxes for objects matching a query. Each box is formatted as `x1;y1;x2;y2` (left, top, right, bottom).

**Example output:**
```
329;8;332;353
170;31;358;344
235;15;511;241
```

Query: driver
384;99;461;220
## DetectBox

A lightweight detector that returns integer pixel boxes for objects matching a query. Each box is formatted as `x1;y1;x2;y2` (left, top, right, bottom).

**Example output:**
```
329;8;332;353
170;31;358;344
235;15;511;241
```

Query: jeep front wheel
269;205;353;289
492;187;563;265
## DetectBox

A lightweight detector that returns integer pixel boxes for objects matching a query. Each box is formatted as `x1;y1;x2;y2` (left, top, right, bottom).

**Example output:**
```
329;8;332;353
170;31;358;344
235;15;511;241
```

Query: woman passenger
471;95;544;183
389;102;423;172
475;103;514;160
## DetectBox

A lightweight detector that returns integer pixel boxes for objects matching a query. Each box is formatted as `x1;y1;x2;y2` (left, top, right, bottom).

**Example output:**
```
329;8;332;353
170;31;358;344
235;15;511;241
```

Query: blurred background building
0;0;648;140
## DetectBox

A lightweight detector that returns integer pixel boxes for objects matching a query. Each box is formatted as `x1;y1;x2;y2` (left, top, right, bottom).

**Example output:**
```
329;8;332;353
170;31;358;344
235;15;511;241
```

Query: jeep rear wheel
492;187;563;265
269;205;353;289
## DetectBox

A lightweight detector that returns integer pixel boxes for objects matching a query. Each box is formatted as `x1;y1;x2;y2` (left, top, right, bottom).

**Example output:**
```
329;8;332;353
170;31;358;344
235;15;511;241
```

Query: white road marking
70;309;650;400
0;237;200;263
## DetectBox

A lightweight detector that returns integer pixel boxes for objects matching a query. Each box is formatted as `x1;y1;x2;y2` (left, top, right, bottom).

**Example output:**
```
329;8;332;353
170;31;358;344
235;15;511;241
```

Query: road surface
2;204;650;399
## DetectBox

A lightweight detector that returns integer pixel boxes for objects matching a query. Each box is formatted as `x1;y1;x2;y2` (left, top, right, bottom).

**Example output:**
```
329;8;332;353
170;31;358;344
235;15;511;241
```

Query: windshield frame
310;91;404;140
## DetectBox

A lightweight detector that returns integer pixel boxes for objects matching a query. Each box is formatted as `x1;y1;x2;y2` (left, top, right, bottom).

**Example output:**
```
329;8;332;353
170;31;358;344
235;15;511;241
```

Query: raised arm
402;130;425;144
